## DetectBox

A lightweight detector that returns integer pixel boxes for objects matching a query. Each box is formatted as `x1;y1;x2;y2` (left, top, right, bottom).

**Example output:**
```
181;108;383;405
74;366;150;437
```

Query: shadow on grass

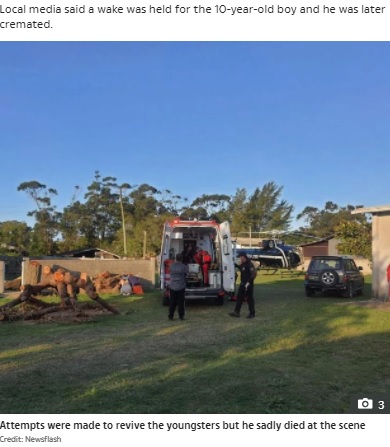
1;275;388;414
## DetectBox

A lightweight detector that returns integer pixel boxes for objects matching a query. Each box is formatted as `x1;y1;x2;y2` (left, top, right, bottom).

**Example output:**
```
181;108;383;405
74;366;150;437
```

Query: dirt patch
38;306;110;323
1;302;116;323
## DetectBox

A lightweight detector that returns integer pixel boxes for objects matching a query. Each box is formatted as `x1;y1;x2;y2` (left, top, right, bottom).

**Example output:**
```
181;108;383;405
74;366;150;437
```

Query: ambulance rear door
160;221;173;290
219;221;235;292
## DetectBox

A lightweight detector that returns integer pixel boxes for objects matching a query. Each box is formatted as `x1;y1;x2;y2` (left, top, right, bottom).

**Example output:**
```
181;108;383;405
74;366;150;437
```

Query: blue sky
1;42;389;228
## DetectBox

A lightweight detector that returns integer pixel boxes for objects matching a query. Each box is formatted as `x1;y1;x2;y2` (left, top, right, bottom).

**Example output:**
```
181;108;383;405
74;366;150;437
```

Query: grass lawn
1;273;389;414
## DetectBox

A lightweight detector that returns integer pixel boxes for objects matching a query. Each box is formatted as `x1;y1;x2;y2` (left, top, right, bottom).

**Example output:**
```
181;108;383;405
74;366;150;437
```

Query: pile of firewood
3;270;135;295
0;266;121;323
92;271;123;294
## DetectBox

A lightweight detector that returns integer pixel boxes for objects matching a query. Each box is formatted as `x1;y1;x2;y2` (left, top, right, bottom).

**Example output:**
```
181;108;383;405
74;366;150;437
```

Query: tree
180;205;208;221
157;189;187;216
130;183;160;223
17;181;61;255
334;219;372;260
58;200;90;251
297;202;366;239
57;176;172;256
188;194;231;222
81;172;123;244
229;182;294;235
103;180;136;256
126;214;169;257
247;182;293;231
228;188;248;234
0;221;31;254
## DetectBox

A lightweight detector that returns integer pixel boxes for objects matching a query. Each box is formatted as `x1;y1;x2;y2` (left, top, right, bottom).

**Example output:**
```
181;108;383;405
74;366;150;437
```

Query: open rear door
160;221;172;290
219;221;235;292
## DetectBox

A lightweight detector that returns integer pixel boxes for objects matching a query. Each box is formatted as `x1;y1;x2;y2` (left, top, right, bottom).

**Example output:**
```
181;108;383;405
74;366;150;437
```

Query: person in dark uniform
229;251;257;318
168;253;188;320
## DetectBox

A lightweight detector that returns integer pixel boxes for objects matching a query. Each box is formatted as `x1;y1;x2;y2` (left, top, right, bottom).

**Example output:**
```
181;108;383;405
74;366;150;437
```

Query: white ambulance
160;219;236;305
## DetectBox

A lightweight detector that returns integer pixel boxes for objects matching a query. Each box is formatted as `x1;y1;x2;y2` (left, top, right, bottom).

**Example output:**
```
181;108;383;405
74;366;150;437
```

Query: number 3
378;401;385;410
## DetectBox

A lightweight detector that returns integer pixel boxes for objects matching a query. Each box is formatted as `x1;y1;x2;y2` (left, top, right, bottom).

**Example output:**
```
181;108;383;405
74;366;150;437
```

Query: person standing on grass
168;253;188;321
229;251;257;319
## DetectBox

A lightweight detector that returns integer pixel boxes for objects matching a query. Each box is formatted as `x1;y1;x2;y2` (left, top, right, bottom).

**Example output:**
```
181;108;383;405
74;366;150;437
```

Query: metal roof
299;236;335;247
59;247;121;258
352;205;390;214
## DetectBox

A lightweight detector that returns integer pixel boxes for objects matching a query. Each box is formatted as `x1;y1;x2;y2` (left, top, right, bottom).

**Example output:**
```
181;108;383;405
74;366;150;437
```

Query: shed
300;237;341;258
58;247;121;259
352;205;390;300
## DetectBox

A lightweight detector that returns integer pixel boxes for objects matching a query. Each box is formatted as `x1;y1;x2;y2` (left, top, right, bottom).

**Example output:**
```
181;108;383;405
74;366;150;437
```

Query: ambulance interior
166;226;222;288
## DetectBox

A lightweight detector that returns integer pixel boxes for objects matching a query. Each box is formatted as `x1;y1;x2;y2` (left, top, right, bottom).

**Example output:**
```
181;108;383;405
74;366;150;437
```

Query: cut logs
93;272;122;293
4;277;22;291
0;267;121;322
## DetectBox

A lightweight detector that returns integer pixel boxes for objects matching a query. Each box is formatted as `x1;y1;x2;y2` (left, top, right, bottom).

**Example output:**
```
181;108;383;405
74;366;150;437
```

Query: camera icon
358;398;373;409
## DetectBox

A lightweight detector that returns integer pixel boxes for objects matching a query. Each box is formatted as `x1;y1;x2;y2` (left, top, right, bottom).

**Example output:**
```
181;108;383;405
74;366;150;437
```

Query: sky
1;42;389;229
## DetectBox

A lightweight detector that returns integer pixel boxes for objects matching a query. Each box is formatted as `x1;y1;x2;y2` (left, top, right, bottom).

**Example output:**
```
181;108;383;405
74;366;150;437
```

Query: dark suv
304;256;364;298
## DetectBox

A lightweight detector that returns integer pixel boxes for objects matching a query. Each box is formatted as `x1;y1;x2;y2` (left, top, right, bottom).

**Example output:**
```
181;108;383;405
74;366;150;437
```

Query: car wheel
342;282;354;298
319;269;338;287
305;288;315;297
356;279;364;296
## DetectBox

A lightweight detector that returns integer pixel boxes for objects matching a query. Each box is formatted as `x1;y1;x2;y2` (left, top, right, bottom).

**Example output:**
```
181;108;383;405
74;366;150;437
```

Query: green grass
1;274;389;414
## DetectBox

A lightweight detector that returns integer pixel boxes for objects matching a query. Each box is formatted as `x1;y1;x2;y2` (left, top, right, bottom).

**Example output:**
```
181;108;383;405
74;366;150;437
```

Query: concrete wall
372;213;390;300
22;257;157;290
328;238;341;256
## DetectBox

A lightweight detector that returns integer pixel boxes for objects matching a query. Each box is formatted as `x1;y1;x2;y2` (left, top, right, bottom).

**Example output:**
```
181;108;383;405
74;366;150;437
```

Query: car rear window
311;259;341;270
